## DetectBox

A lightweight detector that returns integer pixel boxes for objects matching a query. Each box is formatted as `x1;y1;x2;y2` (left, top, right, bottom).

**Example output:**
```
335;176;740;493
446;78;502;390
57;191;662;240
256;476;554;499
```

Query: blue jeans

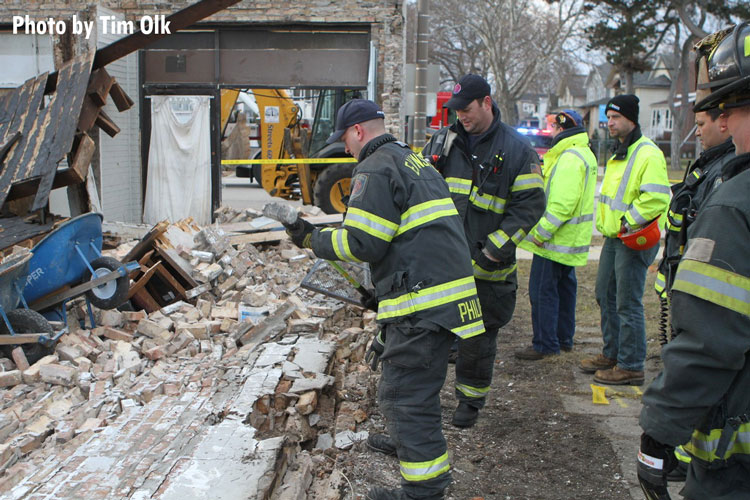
529;255;577;354
595;237;659;371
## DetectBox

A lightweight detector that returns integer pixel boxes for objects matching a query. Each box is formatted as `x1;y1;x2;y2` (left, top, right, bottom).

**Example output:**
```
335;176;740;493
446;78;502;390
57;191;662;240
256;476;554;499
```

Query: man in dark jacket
422;75;546;427
654;106;735;303
286;99;484;500
638;22;750;500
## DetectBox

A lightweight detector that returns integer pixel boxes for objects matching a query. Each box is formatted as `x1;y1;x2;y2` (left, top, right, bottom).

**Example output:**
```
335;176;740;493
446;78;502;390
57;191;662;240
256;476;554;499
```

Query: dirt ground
330;258;665;500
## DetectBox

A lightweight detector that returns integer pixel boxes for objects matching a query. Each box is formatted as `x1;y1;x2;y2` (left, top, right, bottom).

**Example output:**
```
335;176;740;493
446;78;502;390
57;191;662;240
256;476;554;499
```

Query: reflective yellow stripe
451;319;485;339
400;452;450;482
675;445;692;464
511;172;544;192
488;230;509;250
377;277;478;320
469;187;506;214
446;177;471;195
654;272;665;294
396;198;458;236
344;207;399;242
456;383;490;398
510;228;527;245
472;261;517;282
330;228;362;263
683;423;750;462
672;259;750;316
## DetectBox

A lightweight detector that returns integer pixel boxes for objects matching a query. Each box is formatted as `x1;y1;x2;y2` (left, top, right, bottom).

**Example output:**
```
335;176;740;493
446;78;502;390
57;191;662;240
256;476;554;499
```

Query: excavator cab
307;89;363;213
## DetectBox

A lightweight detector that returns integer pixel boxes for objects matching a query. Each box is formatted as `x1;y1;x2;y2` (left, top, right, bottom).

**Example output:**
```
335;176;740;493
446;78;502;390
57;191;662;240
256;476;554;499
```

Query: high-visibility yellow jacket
310;134;485;340
640;154;750;499
519;130;597;266
596;135;670;238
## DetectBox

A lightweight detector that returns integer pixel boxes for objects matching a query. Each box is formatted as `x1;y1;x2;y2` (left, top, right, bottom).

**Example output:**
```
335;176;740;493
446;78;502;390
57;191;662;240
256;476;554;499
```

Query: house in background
516;92;551;128
556;74;587;110
580;63;615;139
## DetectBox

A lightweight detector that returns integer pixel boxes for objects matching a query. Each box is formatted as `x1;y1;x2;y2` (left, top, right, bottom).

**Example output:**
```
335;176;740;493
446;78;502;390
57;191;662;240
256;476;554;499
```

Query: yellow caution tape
222;148;424;166
591;384;609;405
222;158;357;165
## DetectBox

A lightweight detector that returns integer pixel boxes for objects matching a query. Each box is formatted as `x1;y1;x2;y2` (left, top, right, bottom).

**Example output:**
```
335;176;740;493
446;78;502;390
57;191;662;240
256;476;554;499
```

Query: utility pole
413;0;429;149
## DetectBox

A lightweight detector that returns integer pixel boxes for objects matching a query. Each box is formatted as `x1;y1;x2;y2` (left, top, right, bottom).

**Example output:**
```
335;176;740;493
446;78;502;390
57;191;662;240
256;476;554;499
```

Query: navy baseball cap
326;99;385;144
444;74;492;110
555;109;583;129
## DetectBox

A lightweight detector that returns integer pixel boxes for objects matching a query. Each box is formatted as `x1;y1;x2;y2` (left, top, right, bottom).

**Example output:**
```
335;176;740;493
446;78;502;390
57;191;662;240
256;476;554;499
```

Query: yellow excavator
221;88;360;214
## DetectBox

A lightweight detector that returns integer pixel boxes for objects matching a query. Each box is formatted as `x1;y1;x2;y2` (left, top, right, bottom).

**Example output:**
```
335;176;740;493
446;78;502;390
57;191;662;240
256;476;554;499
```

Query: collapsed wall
0;216;381;499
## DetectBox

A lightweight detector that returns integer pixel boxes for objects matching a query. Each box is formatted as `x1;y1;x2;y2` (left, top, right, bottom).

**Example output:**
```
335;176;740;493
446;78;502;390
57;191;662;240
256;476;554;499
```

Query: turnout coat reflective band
640;153;750;499
596;135;670;238
519;130;597;267
422;105;546;290
654;139;734;296
311;134;485;339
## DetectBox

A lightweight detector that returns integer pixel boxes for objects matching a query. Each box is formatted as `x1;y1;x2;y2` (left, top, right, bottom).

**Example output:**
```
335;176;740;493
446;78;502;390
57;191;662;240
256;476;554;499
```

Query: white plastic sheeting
144;95;211;225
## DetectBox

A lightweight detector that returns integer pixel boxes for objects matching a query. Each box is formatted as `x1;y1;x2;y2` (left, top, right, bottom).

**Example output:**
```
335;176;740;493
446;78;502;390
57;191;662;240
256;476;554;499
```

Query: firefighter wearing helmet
638;22;750;500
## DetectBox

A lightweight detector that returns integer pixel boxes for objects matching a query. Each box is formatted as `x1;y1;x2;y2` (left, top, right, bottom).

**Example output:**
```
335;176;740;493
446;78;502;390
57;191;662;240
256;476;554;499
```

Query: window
650;108;673;133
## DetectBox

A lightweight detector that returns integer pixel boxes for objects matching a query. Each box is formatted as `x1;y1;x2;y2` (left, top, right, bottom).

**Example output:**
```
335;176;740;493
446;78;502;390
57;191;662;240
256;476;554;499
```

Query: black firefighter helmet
693;21;750;113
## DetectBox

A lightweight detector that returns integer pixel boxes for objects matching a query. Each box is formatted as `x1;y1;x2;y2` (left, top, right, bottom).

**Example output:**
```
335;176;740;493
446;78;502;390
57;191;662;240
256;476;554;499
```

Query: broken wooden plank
123;221;169;263
95;109;120;137
220;214;343;235
229;230;290;246
154;245;199;289
153;263;188;300
86;68;115;107
108;81;134;112
68;133;95;183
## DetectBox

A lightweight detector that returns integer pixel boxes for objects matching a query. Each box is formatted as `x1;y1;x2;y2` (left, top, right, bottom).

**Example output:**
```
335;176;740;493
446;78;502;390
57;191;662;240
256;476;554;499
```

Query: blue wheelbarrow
22;212;139;327
0;250;61;363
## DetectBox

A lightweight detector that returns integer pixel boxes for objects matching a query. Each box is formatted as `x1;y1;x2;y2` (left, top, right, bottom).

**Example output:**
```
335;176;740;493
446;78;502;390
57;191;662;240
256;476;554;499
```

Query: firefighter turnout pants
378;318;454;499
456;285;516;409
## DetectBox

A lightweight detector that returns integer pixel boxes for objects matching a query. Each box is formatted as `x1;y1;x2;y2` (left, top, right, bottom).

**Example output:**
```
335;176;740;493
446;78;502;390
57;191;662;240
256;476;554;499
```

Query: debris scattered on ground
0;217;379;498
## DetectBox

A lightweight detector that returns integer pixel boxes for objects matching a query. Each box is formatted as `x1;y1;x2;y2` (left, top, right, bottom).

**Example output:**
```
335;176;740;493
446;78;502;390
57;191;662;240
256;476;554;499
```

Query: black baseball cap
444;74;492;110
326;99;386;144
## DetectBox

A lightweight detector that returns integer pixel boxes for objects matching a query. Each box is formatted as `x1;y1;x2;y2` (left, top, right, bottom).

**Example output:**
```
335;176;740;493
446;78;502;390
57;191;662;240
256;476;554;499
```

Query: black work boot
367;433;397;456
367;487;444;500
451;402;479;428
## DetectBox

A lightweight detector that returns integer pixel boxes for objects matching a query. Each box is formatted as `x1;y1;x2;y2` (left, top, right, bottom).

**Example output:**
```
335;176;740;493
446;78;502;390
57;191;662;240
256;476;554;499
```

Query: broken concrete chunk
334;430;368;450
39;364;77;386
98;309;124;327
0;370;23;387
22;354;59;384
295;391;318;415
98;326;135;343
136;319;165;339
56;344;84;363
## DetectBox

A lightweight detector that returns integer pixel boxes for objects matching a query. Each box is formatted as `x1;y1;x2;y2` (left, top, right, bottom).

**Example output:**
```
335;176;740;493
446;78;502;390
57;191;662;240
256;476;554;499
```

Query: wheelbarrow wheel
0;309;56;364
84;256;130;310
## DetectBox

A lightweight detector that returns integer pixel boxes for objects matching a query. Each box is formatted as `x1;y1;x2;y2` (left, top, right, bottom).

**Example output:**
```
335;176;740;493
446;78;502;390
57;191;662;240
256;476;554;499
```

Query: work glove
284;218;315;249
365;329;386;371
472;244;507;272
360;290;378;312
637;433;676;500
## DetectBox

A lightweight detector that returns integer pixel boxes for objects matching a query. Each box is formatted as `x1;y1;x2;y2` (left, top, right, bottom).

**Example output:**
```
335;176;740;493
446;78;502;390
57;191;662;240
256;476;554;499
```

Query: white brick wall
97;6;142;224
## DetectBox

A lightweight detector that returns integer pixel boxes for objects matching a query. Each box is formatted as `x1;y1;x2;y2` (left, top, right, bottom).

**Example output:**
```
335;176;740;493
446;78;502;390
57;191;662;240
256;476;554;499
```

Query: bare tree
429;0;586;124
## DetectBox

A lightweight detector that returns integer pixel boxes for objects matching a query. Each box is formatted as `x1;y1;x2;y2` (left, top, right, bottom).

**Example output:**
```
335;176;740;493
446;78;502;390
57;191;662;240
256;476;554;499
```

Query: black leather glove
637;433;676;500
285;219;315;249
359;290;378;311
473;245;507;271
365;329;385;371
